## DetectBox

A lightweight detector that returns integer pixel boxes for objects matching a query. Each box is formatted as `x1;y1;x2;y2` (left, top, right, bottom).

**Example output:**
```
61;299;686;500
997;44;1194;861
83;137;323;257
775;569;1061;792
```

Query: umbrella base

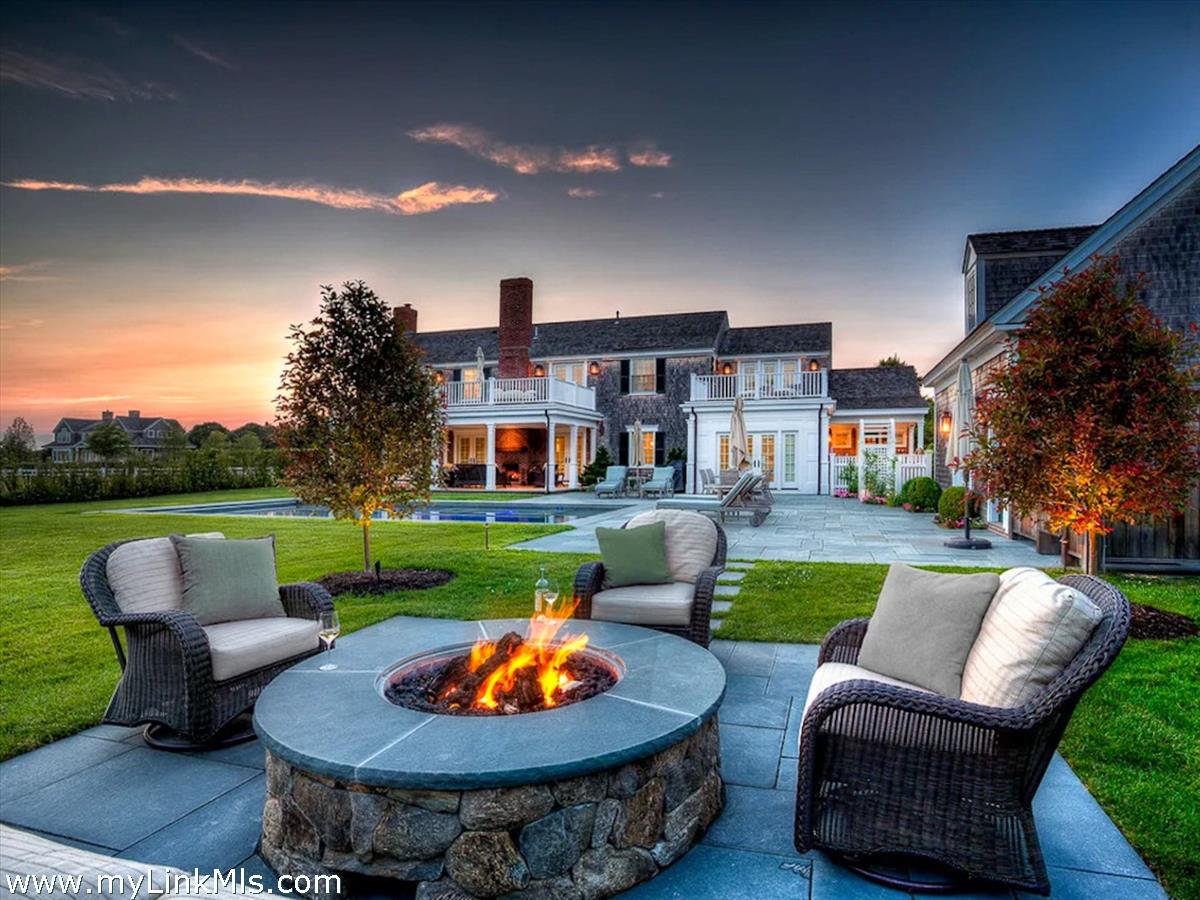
944;537;993;550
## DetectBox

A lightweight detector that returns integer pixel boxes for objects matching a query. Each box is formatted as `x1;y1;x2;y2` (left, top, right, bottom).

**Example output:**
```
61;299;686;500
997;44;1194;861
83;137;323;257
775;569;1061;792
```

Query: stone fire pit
253;617;726;899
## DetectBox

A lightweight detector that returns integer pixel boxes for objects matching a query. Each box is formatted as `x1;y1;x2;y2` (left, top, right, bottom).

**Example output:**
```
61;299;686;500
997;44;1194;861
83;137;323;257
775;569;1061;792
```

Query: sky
2;1;1198;433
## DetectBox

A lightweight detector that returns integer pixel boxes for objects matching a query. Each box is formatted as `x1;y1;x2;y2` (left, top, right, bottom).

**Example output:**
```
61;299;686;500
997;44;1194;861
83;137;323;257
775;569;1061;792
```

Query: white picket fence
829;450;932;498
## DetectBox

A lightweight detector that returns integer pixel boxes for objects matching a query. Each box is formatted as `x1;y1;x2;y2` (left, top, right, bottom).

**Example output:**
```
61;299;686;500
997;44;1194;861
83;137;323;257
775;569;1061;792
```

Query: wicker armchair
573;513;726;647
81;538;334;748
794;575;1130;895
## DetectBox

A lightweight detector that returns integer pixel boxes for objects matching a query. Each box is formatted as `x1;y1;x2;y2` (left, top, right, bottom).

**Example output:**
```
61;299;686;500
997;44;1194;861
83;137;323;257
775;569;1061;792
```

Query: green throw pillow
596;521;672;588
172;535;284;625
857;563;999;697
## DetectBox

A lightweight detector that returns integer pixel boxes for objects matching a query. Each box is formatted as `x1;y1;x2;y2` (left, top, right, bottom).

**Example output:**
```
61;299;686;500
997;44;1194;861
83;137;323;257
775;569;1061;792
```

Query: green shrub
902;476;942;511
580;445;614;487
937;485;981;522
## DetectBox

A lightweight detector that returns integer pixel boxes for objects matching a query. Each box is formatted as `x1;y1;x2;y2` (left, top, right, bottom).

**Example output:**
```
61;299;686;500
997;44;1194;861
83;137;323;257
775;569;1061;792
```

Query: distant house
924;144;1200;571
44;410;183;463
402;278;927;494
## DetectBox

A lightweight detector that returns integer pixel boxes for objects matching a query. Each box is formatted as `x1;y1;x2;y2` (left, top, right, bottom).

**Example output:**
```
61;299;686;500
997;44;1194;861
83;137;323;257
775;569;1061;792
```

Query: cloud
0;261;59;282
408;123;623;174
566;187;603;199
628;143;672;167
18;394;129;404
172;36;238;71
650;191;666;199
3;176;500;216
0;50;176;101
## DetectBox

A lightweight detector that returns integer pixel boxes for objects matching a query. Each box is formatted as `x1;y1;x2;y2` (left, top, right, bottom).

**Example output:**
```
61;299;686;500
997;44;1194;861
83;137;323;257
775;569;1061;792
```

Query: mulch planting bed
317;568;454;597
1129;602;1198;640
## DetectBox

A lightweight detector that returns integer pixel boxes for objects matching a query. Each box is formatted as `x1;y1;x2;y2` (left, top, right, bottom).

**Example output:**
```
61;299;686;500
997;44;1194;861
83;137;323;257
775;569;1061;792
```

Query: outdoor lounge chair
794;574;1131;895
640;465;676;497
656;470;773;526
80;536;332;748
573;510;725;647
699;468;719;494
593;465;627;498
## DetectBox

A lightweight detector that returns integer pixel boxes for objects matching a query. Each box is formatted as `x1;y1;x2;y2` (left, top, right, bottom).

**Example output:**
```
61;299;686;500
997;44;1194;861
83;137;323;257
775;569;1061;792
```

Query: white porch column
888;417;897;456
685;410;697;494
546;419;557;493
568;424;579;488
857;417;866;499
485;422;497;490
917;417;925;452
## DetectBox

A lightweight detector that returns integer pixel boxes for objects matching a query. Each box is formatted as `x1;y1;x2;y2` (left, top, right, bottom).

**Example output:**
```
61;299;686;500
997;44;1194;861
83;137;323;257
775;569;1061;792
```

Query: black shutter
654;432;666;466
618;437;629;465
619;360;630;394
655;358;667;394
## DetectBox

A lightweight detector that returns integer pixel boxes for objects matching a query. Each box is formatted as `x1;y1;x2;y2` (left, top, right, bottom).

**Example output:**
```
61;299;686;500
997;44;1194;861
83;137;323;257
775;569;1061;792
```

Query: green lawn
722;561;1200;899
1;490;1195;896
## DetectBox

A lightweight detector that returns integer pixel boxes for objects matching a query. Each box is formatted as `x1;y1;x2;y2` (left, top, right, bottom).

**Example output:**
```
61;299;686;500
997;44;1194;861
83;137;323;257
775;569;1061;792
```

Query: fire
467;598;588;711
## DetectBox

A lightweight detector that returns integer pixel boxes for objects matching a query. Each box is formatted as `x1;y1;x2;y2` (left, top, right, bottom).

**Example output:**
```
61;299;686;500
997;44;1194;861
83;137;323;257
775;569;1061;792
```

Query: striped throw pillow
960;567;1102;708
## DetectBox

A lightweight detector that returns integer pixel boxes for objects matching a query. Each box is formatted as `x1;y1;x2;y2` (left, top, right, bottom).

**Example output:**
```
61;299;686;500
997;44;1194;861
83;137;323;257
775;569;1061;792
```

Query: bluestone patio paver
0;624;1163;899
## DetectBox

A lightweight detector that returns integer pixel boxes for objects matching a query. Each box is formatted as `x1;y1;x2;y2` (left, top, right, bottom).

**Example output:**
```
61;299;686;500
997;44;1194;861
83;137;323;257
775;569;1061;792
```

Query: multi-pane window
631;358;656;393
783;433;797;483
552;362;586;385
718;434;730;471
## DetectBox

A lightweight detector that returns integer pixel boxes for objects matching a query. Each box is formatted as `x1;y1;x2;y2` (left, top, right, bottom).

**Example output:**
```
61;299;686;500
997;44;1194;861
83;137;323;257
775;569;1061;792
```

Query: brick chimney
498;277;533;378
101;410;114;422
127;410;140;419
393;303;418;335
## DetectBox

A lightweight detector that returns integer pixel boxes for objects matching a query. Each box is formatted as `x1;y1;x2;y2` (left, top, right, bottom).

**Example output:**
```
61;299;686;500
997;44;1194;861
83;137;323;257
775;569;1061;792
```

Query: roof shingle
718;323;831;356
829;366;925;410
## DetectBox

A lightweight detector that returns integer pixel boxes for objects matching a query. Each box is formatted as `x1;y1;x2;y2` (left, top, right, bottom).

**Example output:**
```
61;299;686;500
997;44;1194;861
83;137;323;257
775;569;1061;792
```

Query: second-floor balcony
441;376;596;411
690;369;828;402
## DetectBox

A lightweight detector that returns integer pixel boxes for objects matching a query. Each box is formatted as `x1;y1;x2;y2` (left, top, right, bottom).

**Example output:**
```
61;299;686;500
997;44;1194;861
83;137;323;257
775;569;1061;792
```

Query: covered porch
826;409;931;498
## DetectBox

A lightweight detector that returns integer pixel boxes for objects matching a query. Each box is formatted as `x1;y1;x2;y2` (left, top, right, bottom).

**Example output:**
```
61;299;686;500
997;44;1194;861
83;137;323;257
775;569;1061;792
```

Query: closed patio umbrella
730;397;750;471
631;419;644;467
945;358;991;549
475;346;486;379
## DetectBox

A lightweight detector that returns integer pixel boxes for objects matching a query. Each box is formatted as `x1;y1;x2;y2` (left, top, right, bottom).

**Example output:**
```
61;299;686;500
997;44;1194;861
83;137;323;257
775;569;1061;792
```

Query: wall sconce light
533;364;546;377
939;411;953;438
720;362;734;376
825;404;836;419
588;361;601;377
808;360;820;372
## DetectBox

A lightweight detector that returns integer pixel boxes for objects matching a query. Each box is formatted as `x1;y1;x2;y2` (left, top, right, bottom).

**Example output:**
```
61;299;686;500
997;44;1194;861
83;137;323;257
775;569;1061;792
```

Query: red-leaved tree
969;255;1200;574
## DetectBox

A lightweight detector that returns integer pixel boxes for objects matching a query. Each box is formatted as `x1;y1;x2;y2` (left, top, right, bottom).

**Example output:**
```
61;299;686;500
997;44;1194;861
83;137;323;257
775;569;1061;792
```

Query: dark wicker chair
793;575;1131;895
81;538;334;747
573;516;726;648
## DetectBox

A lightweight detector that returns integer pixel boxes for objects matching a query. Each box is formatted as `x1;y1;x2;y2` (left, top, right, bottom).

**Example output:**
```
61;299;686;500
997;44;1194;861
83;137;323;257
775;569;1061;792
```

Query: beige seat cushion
106;533;224;615
960;567;1102;708
203;617;321;682
798;661;932;756
625;510;718;583
591;582;695;627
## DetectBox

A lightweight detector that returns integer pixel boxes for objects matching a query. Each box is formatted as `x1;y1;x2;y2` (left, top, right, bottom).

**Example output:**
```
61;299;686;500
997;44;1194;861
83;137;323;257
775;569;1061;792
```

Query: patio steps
709;564;753;635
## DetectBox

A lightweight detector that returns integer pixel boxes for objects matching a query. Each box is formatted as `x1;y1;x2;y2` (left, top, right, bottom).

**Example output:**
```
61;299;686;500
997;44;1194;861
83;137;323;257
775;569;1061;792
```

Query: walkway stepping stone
725;561;756;570
712;600;734;614
710;620;724;631
717;571;746;583
714;584;741;597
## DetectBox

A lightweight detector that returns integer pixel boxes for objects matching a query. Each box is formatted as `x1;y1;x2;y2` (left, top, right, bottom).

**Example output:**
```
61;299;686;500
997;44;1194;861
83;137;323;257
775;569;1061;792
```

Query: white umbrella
631;419;644;467
944;358;991;549
730;397;750;471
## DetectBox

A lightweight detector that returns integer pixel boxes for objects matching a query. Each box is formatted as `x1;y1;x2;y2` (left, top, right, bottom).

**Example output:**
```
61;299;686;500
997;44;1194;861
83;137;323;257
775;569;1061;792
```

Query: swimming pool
124;499;624;525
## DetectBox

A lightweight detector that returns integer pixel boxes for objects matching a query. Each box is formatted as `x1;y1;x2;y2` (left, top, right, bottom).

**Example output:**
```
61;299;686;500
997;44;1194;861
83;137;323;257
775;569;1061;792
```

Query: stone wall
261;716;723;899
592;356;711;460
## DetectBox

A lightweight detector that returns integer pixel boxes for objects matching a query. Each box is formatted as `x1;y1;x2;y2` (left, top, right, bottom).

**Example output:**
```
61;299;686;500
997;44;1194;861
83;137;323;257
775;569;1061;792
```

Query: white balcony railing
690;369;828;402
441;377;596;410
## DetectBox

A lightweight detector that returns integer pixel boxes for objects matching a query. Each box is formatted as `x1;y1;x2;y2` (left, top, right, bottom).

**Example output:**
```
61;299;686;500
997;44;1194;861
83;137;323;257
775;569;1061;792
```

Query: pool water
126;499;621;524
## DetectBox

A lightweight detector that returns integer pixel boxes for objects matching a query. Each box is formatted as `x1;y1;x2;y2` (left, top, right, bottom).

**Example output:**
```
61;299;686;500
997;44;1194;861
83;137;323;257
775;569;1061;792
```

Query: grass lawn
1;490;1195;895
721;561;1200;898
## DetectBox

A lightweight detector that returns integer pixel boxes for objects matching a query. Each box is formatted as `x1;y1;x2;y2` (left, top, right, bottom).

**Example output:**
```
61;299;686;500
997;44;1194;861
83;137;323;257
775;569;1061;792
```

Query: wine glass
318;610;340;671
542;577;560;613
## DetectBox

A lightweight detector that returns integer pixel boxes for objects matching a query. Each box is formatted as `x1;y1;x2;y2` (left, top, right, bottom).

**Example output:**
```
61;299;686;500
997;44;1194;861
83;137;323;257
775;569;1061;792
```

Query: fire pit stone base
261;716;722;898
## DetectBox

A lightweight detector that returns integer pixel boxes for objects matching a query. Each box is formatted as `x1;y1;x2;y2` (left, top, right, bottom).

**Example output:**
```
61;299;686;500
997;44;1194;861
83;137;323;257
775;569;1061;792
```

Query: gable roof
830;366;925;410
964;225;1098;267
411;311;730;363
718;323;831;356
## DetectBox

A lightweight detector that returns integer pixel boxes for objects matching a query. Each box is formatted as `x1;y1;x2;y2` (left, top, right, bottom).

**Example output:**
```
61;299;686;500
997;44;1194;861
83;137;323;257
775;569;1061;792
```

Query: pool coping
252;617;726;790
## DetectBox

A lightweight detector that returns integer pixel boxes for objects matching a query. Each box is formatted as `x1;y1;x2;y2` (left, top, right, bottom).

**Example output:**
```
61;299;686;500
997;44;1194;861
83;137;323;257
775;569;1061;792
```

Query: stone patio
512;494;1048;568
0;619;1163;899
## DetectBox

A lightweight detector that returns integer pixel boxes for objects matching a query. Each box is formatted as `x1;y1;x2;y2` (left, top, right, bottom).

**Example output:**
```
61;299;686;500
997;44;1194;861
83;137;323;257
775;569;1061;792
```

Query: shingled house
924;144;1200;571
404;277;928;493
44;411;183;463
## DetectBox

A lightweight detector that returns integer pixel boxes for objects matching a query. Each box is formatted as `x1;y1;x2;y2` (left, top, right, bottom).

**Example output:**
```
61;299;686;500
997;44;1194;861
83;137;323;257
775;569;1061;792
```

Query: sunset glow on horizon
3;2;1198;433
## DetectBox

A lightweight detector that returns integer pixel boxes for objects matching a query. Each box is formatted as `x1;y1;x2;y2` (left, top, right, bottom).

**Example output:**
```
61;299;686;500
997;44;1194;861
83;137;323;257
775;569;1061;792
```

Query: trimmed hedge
0;452;276;505
937;485;981;522
901;476;942;511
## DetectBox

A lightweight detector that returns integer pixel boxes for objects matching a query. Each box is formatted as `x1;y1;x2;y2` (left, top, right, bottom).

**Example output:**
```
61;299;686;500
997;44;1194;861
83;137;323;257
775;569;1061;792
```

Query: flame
471;598;587;710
